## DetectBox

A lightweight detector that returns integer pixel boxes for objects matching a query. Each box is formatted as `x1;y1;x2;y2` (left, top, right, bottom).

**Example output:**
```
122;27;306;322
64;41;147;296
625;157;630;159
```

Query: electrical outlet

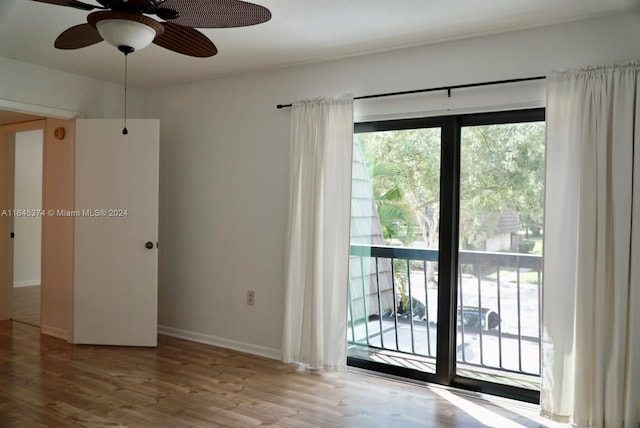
247;290;255;306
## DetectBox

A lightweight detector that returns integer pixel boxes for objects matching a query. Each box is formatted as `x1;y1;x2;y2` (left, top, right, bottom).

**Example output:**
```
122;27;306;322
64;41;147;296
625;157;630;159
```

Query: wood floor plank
0;320;558;427
11;285;41;327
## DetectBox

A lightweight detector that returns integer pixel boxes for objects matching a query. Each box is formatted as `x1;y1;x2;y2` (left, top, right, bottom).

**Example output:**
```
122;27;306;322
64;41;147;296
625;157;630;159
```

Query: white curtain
542;61;640;427
282;95;354;370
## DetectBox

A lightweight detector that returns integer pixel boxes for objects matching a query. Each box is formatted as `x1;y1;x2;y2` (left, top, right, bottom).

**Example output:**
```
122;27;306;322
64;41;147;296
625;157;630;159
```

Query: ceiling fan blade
157;0;271;28
54;24;103;49
96;0;162;11
30;0;97;11
153;23;217;57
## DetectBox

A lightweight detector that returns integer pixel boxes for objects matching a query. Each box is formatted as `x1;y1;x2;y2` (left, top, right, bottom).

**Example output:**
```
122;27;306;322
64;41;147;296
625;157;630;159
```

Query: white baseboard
13;280;40;288
41;324;67;340
158;325;281;361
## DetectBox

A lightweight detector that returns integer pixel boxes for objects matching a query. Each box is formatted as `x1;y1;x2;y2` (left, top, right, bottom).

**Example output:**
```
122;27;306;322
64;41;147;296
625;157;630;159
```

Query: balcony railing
348;243;542;388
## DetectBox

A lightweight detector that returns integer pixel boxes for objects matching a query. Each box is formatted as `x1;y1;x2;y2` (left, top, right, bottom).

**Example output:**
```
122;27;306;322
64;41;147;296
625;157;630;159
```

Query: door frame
1;118;76;340
0;99;76;341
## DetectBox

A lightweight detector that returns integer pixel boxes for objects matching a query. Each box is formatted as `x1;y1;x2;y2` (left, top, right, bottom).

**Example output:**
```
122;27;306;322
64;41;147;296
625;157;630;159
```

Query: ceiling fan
31;0;271;134
30;0;272;57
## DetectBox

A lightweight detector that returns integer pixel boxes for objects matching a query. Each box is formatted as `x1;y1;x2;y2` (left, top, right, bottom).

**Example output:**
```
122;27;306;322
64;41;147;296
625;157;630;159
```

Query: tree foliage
356;128;440;247
356;121;545;251
370;162;416;244
460;123;545;248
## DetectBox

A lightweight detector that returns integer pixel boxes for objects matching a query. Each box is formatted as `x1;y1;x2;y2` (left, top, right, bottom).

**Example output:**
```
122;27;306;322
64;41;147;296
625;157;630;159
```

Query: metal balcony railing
348;244;542;385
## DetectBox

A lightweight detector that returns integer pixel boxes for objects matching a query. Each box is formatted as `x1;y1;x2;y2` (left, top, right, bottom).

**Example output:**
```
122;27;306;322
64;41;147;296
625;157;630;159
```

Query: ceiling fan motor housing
89;11;164;53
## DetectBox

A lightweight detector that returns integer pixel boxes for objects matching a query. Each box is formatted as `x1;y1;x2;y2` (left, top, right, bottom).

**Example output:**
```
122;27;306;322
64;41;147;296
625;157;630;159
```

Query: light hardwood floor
11;284;40;326
0;321;562;427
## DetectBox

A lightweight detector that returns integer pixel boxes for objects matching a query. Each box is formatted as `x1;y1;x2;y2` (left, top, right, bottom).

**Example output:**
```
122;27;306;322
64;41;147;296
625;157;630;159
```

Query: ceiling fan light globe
96;19;156;51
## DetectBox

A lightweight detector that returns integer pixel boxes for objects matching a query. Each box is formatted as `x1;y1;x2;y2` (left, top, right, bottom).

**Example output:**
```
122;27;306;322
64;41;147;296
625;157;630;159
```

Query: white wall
147;12;640;358
0;56;144;119
13;129;42;287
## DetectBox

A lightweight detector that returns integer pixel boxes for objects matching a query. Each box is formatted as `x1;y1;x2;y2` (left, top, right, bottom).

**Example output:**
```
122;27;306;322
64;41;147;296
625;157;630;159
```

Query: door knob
145;241;154;249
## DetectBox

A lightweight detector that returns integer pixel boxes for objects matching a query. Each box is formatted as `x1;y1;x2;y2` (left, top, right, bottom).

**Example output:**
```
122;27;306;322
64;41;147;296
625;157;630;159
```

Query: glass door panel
348;127;441;374
456;120;545;390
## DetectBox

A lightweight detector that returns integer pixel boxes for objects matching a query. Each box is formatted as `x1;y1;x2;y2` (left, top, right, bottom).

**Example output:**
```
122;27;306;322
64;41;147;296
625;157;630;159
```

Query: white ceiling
0;0;638;89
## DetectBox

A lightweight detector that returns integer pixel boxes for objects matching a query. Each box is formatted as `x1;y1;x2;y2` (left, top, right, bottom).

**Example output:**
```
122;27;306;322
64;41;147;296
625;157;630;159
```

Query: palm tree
369;162;416;245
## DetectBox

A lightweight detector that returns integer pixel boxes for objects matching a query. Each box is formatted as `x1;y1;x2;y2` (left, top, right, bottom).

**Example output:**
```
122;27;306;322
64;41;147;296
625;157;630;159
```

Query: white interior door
73;119;159;346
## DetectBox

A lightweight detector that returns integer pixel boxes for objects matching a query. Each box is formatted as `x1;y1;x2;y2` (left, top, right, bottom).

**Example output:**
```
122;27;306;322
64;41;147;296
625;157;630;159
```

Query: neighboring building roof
475;210;520;236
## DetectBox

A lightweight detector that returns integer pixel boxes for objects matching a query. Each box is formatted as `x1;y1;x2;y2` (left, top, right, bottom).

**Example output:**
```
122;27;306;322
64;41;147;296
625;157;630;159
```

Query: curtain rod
275;76;546;109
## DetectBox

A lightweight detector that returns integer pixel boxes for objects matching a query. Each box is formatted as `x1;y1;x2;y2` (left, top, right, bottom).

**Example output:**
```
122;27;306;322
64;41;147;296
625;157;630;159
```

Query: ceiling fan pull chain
122;51;128;135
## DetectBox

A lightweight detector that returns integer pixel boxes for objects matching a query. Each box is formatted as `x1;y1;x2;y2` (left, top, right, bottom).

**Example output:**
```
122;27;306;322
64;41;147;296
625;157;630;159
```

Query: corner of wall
40;324;68;340
41;118;75;341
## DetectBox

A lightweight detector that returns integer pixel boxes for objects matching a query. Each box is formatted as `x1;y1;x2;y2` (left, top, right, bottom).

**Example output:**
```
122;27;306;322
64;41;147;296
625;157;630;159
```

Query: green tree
356;128;441;248
356;121;545;252
369;162;416;245
459;123;545;249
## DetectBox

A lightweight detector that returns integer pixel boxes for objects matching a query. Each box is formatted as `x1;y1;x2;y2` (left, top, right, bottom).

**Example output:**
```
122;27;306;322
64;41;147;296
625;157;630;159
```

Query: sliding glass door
348;122;441;374
347;109;545;403
457;115;545;393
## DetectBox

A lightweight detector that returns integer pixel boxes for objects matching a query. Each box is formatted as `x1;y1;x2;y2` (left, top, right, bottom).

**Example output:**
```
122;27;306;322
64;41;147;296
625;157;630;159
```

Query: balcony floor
348;318;540;391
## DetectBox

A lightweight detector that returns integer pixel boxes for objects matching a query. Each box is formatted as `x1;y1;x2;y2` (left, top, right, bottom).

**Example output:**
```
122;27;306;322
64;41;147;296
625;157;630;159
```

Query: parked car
428;306;500;331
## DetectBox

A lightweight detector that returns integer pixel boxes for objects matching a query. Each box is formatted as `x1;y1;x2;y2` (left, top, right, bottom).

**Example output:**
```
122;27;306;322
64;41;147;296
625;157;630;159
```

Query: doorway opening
11;129;44;327
0;104;76;341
